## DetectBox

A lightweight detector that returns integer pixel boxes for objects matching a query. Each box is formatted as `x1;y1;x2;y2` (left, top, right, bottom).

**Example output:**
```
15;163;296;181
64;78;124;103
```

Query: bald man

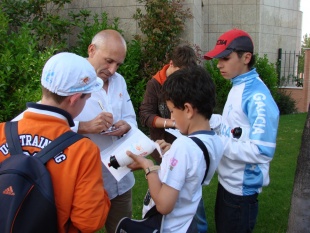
73;30;137;233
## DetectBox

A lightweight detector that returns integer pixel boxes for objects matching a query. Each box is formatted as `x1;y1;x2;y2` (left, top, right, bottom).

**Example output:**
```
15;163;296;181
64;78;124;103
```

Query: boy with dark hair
139;44;198;164
204;28;279;233
127;66;223;232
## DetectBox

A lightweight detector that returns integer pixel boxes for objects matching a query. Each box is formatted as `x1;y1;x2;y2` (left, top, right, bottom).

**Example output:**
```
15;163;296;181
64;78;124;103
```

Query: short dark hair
169;45;197;68
235;51;256;68
162;66;216;120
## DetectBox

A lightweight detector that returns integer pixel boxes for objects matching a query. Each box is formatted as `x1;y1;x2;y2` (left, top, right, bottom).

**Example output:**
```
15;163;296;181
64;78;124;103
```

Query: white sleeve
71;120;79;133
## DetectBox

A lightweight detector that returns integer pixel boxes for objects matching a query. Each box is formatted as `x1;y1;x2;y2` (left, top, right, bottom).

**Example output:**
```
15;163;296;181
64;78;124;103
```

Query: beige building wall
63;0;142;43
64;0;302;66
203;0;302;64
180;0;204;48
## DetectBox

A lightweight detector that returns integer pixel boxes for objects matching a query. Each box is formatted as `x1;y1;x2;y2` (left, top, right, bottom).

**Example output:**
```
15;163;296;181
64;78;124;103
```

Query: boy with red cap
204;29;279;233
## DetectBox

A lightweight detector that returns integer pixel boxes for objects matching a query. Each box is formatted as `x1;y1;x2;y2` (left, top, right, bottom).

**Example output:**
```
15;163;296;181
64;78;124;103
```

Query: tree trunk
287;105;310;232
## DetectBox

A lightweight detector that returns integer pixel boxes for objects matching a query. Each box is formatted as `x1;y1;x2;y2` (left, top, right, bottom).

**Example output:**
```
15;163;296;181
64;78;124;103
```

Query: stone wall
203;0;302;64
63;0;142;45
64;0;302;66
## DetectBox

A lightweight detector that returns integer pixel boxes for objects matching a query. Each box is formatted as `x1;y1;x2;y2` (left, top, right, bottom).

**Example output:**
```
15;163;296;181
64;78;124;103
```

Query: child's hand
126;151;154;171
156;139;171;155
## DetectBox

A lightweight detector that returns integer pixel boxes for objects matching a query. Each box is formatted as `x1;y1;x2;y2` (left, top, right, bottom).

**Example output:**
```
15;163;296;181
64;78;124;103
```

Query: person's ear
184;102;194;119
88;44;96;57
244;52;252;65
67;93;83;106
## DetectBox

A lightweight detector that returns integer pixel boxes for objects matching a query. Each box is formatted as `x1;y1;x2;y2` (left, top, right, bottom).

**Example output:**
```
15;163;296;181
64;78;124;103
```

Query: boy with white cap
204;29;279;233
0;52;111;233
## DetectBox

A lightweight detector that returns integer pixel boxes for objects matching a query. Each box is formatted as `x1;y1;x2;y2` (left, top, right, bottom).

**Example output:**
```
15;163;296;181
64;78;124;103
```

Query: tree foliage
1;0;72;49
255;54;278;97
133;0;192;79
0;9;56;121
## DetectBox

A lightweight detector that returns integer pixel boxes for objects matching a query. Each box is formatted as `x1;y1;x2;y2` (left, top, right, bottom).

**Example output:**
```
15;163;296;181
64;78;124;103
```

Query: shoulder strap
144;205;161;219
190;137;210;185
5;121;85;164
35;131;84;164
5;121;23;155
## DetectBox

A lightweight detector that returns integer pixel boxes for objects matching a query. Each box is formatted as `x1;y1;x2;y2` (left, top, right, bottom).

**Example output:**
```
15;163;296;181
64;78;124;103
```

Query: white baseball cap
41;52;103;96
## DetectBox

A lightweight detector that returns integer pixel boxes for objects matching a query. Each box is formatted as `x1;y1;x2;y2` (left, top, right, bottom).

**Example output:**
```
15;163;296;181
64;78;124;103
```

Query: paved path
287;109;310;232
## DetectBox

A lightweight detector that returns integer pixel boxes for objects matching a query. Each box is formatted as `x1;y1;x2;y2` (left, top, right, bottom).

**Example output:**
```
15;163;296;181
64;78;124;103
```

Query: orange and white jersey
0;102;110;233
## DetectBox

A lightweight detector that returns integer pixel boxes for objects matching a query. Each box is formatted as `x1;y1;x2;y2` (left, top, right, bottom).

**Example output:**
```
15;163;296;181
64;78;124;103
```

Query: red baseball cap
204;28;254;60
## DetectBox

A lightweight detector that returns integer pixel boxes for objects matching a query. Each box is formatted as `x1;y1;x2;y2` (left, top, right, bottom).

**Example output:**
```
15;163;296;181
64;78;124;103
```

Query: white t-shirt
159;131;223;232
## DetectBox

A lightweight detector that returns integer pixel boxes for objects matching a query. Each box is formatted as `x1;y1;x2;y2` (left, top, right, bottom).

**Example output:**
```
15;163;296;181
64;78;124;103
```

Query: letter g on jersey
54;153;67;163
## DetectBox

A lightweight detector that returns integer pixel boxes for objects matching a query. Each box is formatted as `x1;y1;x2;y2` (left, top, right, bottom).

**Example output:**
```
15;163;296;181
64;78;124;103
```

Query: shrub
133;0;192;79
118;40;144;114
0;10;56;121
1;0;72;49
254;54;297;114
254;54;278;98
274;90;297;115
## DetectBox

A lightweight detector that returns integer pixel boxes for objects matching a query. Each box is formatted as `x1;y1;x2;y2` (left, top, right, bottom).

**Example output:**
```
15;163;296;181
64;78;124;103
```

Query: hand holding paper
101;127;162;181
156;139;171;156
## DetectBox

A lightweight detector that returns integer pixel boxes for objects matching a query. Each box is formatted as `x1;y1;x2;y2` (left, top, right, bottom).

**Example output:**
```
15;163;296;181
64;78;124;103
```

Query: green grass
253;113;307;233
98;112;307;233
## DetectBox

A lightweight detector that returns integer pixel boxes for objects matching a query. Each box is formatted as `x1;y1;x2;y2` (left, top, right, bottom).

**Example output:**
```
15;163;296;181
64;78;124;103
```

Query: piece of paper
100;127;120;135
165;128;183;138
101;127;161;181
154;143;163;158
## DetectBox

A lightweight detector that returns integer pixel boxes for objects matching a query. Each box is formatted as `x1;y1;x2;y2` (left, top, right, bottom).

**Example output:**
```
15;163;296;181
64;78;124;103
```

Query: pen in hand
98;100;116;131
98;100;106;112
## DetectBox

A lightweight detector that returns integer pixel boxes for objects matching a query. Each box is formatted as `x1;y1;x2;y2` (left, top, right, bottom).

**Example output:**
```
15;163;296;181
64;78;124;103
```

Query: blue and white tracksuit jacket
218;68;279;196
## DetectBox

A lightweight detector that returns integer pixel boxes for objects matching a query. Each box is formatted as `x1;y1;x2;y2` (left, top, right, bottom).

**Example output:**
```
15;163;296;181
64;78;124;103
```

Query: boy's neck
187;118;211;135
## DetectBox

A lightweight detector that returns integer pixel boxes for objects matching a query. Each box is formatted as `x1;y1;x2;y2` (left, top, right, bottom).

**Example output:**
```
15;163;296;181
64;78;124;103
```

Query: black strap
190;137;210;185
5;121;23;155
35;131;84;164
5;121;84;164
144;205;161;219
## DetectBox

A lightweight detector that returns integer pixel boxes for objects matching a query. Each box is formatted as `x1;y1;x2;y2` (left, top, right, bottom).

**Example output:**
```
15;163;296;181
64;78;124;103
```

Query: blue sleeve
222;78;279;164
243;83;279;158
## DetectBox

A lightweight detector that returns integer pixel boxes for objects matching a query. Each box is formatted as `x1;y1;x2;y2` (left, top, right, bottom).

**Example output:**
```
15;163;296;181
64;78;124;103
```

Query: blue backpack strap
190;137;210;185
5;121;85;164
5;121;23;155
36;131;84;164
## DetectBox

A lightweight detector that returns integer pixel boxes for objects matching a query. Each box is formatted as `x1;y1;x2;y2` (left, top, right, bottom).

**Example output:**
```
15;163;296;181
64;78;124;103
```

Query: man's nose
108;64;119;75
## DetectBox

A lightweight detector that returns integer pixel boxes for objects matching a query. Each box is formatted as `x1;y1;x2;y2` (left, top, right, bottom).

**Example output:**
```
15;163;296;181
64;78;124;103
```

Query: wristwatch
145;165;161;179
